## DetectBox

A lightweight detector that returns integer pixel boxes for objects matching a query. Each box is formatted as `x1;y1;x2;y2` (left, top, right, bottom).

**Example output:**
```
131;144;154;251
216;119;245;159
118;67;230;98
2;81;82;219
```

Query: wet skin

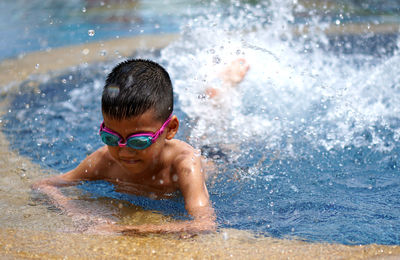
33;110;215;234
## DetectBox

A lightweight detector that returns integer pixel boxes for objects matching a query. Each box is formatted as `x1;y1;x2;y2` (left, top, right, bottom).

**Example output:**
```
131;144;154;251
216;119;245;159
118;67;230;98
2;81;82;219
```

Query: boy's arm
32;146;110;220
175;150;215;227
94;151;216;235
141;150;216;233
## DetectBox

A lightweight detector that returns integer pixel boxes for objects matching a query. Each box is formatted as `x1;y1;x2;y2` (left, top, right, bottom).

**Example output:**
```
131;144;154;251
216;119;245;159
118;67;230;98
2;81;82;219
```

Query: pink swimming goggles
99;115;172;150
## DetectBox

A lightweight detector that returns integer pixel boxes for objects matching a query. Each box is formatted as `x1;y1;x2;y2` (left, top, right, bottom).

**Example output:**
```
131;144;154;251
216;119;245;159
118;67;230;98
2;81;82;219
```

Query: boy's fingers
121;227;140;235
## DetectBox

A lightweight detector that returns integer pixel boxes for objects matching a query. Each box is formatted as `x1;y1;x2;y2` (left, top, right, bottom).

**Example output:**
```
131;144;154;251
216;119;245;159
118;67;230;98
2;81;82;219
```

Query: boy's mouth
119;158;141;164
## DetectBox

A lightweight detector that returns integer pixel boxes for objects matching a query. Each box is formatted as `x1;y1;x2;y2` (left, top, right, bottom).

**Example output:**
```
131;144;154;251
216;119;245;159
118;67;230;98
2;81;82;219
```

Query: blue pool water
2;0;400;245
0;0;191;60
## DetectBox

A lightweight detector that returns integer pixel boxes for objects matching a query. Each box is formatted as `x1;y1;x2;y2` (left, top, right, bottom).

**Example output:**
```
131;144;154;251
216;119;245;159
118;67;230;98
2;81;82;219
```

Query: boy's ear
166;115;179;140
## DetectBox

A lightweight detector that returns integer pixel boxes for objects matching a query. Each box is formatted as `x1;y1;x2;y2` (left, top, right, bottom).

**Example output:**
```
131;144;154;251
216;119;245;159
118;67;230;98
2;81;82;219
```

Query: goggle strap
152;115;172;142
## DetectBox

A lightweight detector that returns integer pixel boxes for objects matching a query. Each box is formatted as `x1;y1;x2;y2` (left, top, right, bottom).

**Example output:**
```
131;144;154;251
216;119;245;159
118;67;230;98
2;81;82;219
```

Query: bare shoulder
82;145;114;169
168;139;200;165
61;145;116;181
166;140;204;183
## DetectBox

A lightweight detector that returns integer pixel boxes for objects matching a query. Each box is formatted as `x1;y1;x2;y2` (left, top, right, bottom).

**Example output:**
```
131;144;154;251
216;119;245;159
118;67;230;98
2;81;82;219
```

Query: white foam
161;1;400;155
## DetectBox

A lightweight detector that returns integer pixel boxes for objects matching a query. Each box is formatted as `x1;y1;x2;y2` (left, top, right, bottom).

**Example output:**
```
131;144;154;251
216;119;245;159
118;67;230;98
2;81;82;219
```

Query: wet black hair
101;59;173;121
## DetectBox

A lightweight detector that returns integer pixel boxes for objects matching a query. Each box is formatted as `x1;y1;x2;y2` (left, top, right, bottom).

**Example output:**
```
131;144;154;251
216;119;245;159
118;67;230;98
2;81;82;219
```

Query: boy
33;58;249;235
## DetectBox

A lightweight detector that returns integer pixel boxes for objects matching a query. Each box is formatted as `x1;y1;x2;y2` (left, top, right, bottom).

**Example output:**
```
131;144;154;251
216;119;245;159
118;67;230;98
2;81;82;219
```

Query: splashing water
163;1;400;156
2;1;400;245
161;1;400;244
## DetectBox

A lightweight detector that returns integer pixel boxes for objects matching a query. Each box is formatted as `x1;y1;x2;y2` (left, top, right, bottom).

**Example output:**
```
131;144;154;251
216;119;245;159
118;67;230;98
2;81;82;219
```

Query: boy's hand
68;211;117;233
69;212;116;225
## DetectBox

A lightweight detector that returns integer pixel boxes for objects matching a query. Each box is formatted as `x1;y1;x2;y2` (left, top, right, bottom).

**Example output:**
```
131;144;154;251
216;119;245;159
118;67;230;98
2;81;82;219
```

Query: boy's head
102;59;173;122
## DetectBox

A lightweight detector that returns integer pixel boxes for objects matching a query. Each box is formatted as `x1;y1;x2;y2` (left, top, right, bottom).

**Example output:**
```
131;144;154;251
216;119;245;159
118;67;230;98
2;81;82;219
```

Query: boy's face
102;110;175;175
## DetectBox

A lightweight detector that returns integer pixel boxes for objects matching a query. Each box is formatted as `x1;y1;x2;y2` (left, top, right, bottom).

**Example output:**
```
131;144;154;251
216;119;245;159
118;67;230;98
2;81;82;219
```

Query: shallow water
1;0;400;250
6;121;400;259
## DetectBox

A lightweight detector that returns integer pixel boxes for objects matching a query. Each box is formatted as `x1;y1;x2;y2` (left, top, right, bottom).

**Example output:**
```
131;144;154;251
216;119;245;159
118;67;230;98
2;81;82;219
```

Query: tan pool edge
0;34;180;89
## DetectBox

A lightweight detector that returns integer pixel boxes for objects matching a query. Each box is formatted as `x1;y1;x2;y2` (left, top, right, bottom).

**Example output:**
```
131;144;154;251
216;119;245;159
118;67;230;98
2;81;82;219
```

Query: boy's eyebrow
127;128;157;135
103;123;157;137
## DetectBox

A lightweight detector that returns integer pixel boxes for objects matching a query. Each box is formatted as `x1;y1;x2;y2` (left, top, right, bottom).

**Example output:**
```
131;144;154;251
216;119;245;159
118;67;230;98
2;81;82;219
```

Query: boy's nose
118;146;137;155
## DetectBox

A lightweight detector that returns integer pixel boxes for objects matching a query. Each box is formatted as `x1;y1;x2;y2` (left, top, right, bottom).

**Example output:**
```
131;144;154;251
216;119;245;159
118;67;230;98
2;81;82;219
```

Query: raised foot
220;58;250;86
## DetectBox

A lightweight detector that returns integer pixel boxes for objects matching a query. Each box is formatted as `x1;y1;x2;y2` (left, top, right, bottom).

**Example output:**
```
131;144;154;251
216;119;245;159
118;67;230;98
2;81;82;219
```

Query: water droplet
100;50;107;56
154;24;160;29
82;7;87;13
197;94;206;100
61;79;67;84
172;174;178;182
88;29;95;37
35;64;40;69
159;179;164;184
82;48;90;55
25;104;30;109
335;19;340;25
212;55;221;64
86;144;93;151
152;175;156;180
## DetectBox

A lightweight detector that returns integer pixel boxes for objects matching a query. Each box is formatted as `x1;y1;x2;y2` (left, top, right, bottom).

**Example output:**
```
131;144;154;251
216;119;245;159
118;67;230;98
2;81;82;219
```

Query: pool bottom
1;34;400;259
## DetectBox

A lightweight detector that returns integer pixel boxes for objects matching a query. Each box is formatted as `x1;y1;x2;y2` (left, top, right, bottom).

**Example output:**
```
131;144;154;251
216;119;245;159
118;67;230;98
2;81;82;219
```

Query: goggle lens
127;136;152;150
100;131;120;146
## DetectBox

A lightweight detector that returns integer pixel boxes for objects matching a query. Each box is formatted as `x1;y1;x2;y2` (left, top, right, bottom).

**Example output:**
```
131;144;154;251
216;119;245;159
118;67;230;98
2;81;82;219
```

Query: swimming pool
1;0;400;254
